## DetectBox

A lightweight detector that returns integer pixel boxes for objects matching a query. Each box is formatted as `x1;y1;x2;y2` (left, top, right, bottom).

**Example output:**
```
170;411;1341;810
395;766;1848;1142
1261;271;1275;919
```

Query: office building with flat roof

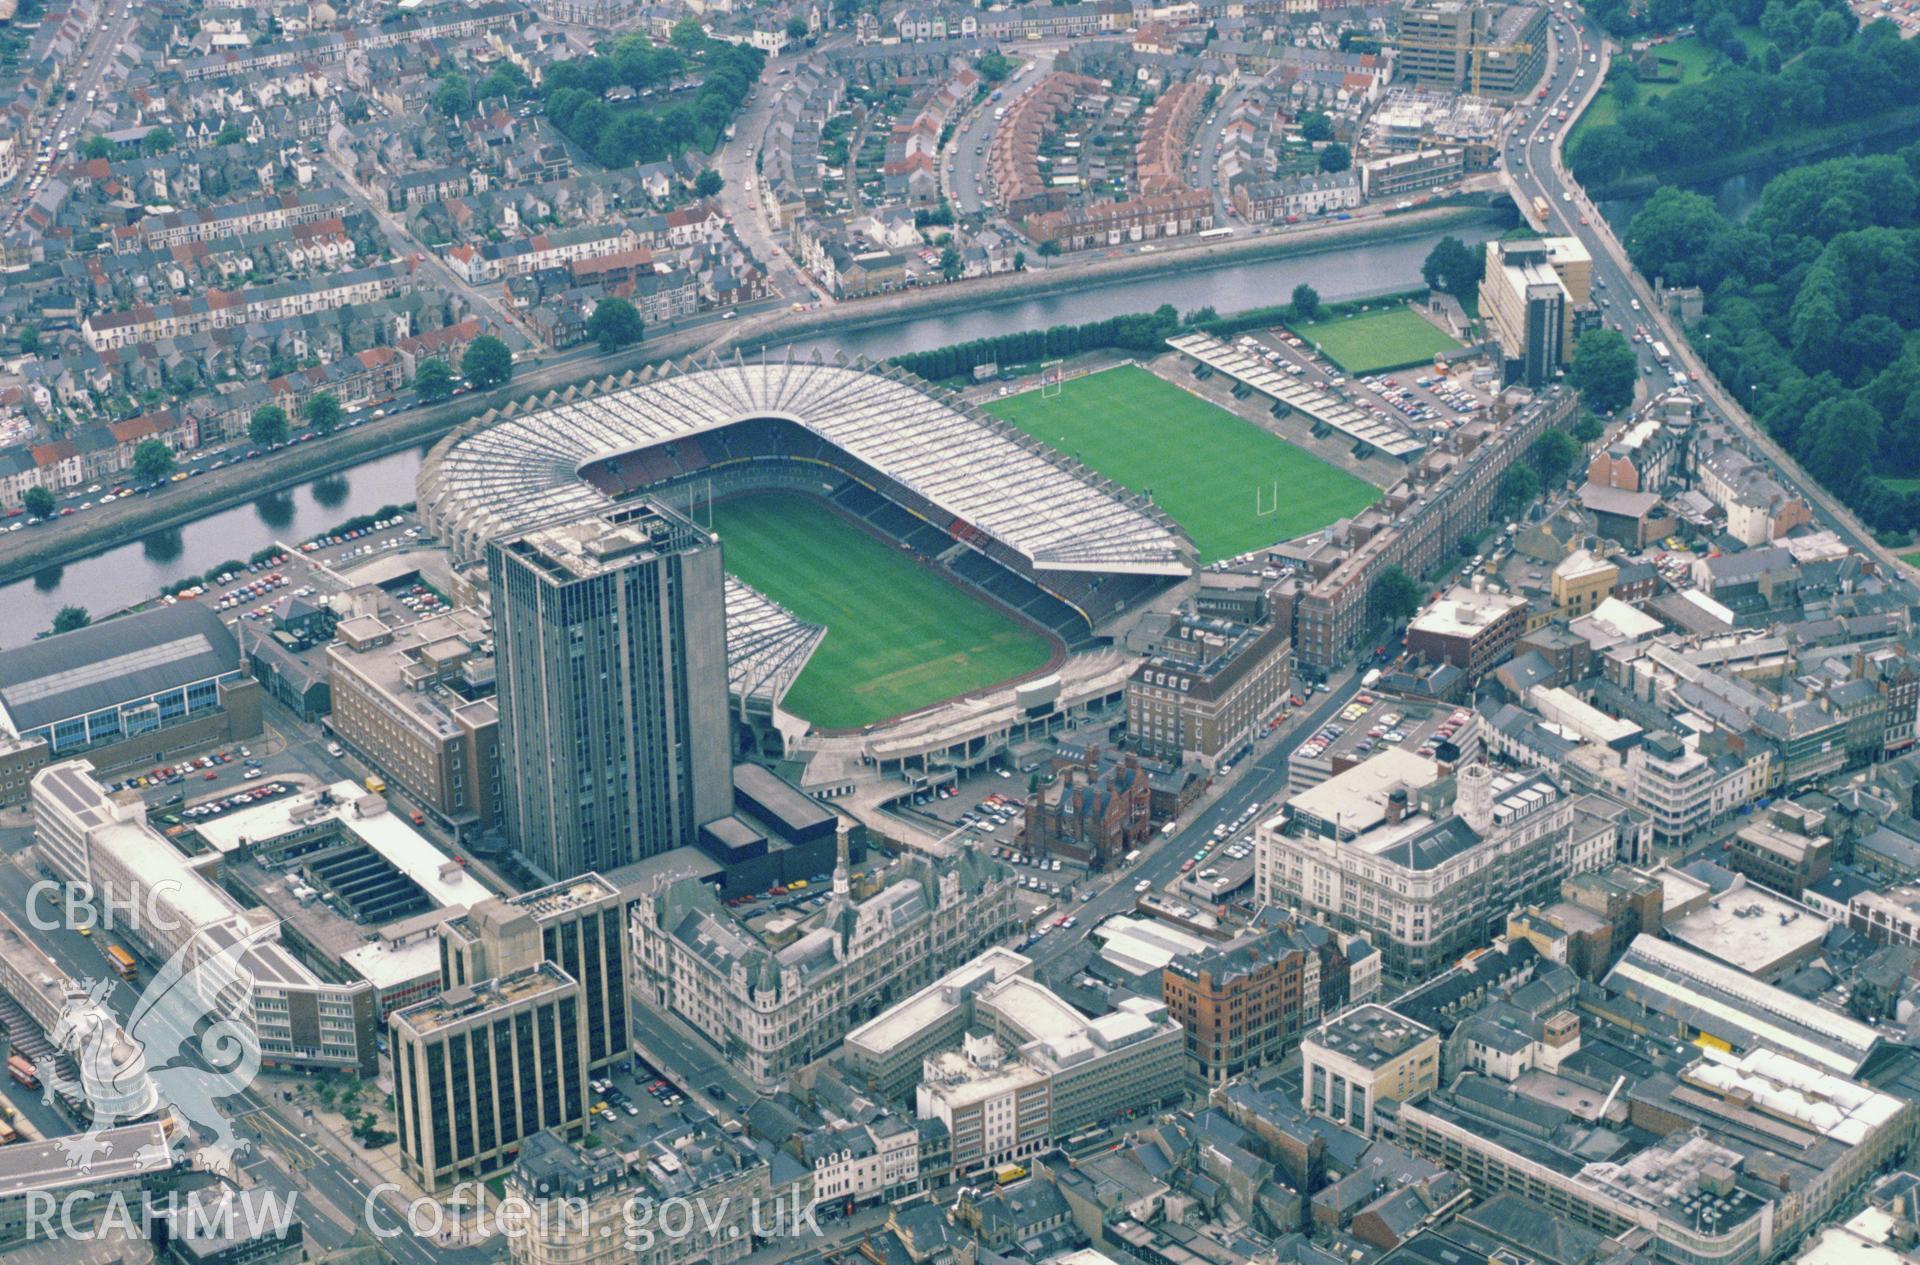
33;760;379;1076
1300;1004;1439;1137
325;607;500;835
1258;756;1606;981
917;1034;1052;1175
391;961;589;1190
1404;586;1529;680
441;872;629;1073
1391;1034;1910;1265
489;500;731;879
843;947;1034;1101
1480;239;1568;389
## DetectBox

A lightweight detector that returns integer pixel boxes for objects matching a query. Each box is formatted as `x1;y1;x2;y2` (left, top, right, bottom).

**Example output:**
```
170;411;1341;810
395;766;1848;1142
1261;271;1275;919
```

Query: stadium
418;356;1195;757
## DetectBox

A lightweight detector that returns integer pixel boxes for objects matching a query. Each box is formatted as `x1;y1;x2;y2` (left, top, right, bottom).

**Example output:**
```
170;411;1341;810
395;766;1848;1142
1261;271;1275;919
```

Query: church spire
832;819;851;900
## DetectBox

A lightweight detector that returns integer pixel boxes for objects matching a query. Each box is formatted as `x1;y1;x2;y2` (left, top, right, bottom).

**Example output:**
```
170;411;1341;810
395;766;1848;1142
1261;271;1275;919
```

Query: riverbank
1584;104;1920;202
0;204;1503;589
745;202;1503;349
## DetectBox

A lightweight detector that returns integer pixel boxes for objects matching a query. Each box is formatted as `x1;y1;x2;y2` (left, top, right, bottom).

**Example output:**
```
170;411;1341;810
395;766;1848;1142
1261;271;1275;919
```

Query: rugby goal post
1039;359;1066;399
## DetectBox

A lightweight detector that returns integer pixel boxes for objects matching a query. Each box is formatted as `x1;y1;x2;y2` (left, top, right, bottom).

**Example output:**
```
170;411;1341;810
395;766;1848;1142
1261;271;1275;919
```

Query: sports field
1290;306;1462;375
986;365;1378;563
710;491;1054;731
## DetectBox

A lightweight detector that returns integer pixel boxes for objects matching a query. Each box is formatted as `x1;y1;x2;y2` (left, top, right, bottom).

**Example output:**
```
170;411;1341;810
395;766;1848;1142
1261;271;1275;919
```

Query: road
1189;79;1256;227
1511;9;1916;585
1022;668;1363;971
317;144;521;338
713;72;825;305
4;0;140;232
0;823;492;1263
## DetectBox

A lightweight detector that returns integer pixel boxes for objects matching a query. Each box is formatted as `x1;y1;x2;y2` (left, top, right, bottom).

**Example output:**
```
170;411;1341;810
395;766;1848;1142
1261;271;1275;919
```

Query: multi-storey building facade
441;874;629;1074
506;1121;769;1265
1403;586;1528;679
1300;1004;1439;1138
489;502;732;879
632;847;1017;1089
325;608;500;835
916;1034;1052;1175
1257;755;1598;981
1161;921;1364;1084
1127;609;1292;767
391;962;589;1190
34;761;378;1076
1293;390;1577;673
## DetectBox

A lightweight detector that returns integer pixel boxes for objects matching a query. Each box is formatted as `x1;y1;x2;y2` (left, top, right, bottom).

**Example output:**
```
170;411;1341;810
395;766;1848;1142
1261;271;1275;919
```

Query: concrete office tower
489;501;731;880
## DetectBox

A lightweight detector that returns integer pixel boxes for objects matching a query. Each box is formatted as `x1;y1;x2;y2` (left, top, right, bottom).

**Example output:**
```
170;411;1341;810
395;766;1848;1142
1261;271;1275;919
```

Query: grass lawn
1880;476;1920;493
709;492;1053;730
1901;548;1920;569
1572;28;1765;141
985;365;1378;563
1288;306;1462;375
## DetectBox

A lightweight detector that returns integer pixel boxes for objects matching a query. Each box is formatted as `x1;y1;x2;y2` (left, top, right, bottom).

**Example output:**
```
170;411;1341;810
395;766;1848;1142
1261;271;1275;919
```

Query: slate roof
0;602;239;732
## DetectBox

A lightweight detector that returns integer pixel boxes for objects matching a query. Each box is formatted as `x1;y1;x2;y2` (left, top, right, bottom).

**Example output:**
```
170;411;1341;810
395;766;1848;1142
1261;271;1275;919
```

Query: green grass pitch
1289;306;1463;375
709;491;1055;731
985;365;1378;563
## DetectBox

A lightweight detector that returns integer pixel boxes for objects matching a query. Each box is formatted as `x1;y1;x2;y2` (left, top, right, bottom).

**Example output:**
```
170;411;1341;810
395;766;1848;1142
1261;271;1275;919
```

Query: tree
22;487;55;519
1370;566;1421;624
462;336;513;390
249;405;289;447
670;17;706;49
784;14;809;42
694;168;724;197
81;136;113;161
18;326;38;354
434;73;473;118
303;391;343;435
1299;111;1334;143
140;127;175;156
215;122;248;146
1037;240;1061;257
1569;328;1640;414
1493;464;1543;517
479;62;531;101
977;51;1014;83
1528;428;1582;486
1318;142;1351;173
587;298;645;352
50;606;91;635
1422;236;1485;298
132;438;176;484
939;244;963;281
1013;250;1027;272
1572;412;1606;444
414;358;456;402
1291;284;1321;321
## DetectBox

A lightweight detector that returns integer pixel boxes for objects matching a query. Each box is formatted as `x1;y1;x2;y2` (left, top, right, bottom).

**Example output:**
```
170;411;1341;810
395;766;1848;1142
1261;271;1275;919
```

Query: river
1599;129;1914;229
0;223;1495;646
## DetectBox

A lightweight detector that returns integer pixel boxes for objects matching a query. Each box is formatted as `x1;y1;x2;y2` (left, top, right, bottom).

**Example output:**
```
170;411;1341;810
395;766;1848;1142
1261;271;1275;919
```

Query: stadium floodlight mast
1039;359;1066;399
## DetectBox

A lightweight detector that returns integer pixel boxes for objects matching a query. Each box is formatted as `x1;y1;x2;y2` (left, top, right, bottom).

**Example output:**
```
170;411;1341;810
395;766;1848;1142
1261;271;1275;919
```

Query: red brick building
1021;754;1151;870
1161;922;1356;1085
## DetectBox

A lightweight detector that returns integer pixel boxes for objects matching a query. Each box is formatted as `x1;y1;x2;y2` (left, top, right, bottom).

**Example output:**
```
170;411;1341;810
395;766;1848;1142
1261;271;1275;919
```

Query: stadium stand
420;359;1193;714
